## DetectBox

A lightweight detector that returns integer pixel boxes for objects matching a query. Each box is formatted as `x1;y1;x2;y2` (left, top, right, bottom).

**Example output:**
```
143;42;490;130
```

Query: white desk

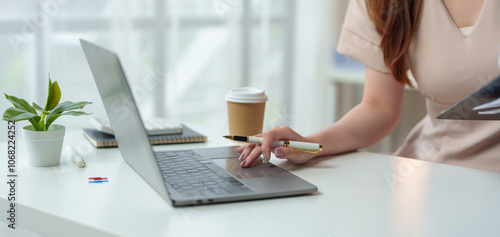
1;123;500;237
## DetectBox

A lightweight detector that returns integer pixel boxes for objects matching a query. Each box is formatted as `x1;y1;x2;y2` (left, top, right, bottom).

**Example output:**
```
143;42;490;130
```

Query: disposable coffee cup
225;87;268;136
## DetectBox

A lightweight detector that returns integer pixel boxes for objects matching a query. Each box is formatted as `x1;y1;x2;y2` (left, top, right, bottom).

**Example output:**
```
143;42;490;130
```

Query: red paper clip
88;177;109;183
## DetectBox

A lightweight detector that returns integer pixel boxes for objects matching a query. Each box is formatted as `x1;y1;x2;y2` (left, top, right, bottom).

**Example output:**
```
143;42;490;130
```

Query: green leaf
51;101;92;115
52;101;72;109
44;77;54;111
4;93;37;114
4;94;41;130
2;107;40;121
44;101;92;130
48;81;61;110
44;77;61;111
45;111;92;129
32;102;44;112
61;111;92;116
30;117;42;130
45;114;61;130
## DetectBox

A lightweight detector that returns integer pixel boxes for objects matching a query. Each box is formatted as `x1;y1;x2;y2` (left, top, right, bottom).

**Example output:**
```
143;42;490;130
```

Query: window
0;0;295;141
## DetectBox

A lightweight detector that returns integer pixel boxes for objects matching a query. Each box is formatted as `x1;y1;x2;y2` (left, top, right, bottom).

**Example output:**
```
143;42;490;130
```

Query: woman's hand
236;126;317;167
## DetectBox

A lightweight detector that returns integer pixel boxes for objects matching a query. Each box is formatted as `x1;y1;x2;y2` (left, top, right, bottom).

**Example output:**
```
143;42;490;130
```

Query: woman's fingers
236;126;312;167
273;147;315;164
240;145;263;167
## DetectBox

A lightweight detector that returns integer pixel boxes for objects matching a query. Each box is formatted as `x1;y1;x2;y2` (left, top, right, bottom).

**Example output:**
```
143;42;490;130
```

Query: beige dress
337;0;500;172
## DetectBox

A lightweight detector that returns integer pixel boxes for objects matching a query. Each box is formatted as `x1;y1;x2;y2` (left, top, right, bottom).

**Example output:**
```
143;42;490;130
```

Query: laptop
79;39;317;207
437;74;500;120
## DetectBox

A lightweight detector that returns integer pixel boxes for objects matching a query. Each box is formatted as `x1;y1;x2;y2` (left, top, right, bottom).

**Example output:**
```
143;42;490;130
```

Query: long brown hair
365;0;422;87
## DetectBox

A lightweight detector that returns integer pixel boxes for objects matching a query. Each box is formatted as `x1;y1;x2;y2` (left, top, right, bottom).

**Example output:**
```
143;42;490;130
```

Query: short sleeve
336;0;391;73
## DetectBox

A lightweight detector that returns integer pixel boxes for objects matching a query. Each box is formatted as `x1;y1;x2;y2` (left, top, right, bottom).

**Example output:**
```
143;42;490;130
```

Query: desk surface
1;123;500;237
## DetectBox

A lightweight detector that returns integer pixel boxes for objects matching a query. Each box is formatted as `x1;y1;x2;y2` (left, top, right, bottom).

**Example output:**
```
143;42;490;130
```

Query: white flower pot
22;124;66;167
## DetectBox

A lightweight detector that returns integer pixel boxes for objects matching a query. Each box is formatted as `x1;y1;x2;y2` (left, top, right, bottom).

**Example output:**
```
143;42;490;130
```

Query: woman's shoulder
341;0;379;43
336;0;390;73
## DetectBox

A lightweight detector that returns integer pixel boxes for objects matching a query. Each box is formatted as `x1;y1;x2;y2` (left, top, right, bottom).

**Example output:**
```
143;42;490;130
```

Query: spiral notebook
83;124;207;148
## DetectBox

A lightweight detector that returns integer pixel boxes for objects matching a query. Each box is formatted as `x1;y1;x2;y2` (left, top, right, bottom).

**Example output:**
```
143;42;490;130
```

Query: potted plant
2;75;92;167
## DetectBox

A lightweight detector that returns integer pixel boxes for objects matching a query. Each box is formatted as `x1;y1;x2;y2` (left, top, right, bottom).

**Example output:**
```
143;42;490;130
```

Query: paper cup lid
225;87;268;103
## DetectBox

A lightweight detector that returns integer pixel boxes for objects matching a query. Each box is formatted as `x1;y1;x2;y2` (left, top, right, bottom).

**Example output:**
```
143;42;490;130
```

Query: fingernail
239;153;245;161
275;148;283;157
240;160;246;166
262;154;269;163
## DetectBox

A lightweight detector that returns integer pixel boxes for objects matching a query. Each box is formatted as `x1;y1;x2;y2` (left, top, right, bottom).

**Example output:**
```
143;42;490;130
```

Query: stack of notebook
83;124;207;148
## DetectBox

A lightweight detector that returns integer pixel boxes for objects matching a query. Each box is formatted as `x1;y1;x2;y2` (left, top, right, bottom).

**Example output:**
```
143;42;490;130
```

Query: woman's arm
307;66;405;155
238;67;405;167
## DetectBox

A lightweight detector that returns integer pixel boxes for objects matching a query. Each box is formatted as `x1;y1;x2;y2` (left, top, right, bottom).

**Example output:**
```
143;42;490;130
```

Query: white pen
66;145;86;168
223;135;323;154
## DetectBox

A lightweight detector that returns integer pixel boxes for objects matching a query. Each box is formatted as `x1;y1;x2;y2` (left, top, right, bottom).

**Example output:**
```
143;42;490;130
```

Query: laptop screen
80;39;171;203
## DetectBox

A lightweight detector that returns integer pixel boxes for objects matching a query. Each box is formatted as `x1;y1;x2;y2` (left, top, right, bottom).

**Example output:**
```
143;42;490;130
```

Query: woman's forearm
306;67;405;157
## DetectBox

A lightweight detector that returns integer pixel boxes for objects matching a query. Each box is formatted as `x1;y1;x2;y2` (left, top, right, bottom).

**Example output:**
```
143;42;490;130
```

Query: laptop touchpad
211;158;291;179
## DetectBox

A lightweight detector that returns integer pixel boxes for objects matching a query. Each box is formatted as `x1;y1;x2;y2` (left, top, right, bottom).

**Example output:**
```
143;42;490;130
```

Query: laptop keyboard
155;150;253;198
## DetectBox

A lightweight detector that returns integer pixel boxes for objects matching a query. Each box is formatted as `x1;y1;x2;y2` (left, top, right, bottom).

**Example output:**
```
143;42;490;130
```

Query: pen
66;145;86;168
223;135;323;153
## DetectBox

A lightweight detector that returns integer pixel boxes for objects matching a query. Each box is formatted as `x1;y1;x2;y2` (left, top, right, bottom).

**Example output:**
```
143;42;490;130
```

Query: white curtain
290;0;337;135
